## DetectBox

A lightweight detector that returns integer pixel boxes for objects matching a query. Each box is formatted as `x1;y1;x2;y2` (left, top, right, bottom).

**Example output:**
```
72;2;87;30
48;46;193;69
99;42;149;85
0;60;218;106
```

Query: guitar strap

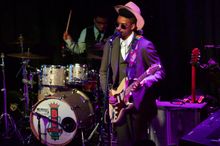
127;35;142;67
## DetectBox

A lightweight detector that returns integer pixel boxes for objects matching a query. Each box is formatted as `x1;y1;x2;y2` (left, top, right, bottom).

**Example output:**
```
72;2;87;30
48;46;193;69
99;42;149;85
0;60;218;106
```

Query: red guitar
109;64;161;124
190;48;200;103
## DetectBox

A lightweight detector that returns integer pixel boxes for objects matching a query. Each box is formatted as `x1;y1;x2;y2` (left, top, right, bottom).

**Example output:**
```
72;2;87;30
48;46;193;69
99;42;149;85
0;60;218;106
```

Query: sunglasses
115;23;130;29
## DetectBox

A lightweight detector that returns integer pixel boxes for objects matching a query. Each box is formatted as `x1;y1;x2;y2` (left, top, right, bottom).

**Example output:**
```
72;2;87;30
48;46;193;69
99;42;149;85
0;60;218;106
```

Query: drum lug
58;95;65;100
72;88;77;93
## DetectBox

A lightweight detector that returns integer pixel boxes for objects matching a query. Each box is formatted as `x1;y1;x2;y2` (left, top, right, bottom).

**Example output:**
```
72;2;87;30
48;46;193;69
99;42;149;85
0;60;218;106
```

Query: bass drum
30;89;94;146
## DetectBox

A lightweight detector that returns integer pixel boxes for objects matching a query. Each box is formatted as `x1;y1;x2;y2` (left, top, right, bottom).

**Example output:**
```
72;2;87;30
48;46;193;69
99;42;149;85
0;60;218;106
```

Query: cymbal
7;52;47;59
9;40;35;45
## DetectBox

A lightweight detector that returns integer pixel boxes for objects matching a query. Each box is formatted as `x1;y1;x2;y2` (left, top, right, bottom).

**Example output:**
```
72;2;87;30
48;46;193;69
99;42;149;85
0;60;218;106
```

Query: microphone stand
32;111;68;131
0;53;8;137
37;114;42;143
104;39;114;146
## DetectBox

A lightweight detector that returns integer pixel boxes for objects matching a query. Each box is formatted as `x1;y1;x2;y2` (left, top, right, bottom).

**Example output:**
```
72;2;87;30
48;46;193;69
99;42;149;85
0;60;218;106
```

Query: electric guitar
109;64;161;124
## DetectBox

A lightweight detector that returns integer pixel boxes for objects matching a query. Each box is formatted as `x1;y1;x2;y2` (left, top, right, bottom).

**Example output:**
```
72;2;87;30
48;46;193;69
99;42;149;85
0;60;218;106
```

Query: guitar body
108;78;134;124
108;64;161;124
109;100;131;124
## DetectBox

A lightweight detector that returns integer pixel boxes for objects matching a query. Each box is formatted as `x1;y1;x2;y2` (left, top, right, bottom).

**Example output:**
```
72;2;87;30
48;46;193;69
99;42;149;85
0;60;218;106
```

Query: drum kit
0;38;104;146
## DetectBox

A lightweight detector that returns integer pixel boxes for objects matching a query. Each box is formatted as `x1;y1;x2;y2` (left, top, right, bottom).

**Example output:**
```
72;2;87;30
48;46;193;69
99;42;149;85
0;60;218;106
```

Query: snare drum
30;89;94;146
40;65;66;86
66;64;88;85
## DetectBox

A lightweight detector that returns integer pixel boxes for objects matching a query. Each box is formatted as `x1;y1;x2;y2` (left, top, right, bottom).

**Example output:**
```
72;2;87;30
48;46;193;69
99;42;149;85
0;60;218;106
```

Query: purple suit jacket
99;33;165;116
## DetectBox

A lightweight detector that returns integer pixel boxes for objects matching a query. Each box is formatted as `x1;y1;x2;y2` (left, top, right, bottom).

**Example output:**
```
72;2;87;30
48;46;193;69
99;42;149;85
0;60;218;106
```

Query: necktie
121;41;128;60
97;32;102;42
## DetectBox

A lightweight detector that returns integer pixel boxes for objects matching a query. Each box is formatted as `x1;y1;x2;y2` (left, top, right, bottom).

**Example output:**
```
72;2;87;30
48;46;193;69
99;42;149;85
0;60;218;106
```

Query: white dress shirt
120;32;134;60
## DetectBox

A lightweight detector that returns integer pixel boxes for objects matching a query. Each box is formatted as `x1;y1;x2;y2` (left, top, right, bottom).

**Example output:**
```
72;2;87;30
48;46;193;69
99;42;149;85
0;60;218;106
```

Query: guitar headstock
190;48;200;66
147;64;161;75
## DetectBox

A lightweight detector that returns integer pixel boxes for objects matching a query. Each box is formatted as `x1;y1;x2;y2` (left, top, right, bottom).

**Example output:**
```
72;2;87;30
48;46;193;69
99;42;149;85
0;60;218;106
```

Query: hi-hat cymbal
7;52;47;59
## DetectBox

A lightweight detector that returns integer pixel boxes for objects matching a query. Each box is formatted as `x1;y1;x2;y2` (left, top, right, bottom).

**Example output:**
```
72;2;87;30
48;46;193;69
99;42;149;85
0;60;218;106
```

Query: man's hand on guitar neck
131;78;144;92
131;76;155;91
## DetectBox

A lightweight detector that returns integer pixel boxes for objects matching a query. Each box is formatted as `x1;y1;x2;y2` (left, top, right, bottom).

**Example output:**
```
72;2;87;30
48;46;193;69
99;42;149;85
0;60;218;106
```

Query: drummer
63;8;113;70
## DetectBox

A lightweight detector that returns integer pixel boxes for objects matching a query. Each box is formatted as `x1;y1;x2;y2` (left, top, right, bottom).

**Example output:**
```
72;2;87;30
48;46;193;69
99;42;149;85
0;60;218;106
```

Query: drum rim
41;65;66;68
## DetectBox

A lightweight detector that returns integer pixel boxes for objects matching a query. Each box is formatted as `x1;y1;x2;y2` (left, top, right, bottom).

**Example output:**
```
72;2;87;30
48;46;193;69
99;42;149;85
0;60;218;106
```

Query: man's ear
131;24;136;31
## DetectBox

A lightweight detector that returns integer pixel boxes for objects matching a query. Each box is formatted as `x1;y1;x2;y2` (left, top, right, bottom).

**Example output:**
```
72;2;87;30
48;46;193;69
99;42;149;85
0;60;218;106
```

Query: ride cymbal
7;52;47;59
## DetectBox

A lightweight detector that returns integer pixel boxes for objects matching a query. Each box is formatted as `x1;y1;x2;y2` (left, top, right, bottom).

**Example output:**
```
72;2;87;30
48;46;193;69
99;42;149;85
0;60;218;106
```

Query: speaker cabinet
179;109;220;146
150;101;206;146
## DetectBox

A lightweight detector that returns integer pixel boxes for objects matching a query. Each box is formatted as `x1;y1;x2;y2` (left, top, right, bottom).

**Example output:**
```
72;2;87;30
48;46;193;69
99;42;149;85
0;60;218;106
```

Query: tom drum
40;65;66;86
66;64;88;85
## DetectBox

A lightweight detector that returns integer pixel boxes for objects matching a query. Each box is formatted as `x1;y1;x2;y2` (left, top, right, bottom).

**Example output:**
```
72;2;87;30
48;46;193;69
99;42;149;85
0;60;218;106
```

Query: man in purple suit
99;1;165;146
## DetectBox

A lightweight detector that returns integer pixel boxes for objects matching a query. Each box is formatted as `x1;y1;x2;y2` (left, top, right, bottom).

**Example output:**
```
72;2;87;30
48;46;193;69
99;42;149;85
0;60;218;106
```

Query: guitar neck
125;71;149;96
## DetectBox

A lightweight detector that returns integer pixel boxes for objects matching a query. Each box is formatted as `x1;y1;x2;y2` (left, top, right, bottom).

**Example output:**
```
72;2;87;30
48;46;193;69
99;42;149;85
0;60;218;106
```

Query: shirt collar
94;26;99;34
120;32;134;46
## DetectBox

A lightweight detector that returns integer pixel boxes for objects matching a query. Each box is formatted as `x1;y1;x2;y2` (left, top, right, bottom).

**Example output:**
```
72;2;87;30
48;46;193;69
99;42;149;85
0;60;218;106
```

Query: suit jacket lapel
111;38;120;86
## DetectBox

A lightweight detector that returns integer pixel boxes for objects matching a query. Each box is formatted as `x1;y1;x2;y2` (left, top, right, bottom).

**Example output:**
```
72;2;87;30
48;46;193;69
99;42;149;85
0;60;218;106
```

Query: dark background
0;0;220;103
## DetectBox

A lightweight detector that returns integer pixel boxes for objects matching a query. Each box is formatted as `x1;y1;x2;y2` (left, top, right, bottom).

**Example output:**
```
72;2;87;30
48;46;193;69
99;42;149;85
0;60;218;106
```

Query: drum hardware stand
80;118;103;146
84;122;100;145
22;59;30;117
0;53;23;141
14;59;33;145
16;59;30;117
20;109;43;145
18;34;24;53
79;127;93;146
81;129;86;146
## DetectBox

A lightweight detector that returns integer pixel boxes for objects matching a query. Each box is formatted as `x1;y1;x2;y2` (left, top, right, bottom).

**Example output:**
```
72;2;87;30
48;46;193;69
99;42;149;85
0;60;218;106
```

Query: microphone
1;53;4;67
109;31;121;43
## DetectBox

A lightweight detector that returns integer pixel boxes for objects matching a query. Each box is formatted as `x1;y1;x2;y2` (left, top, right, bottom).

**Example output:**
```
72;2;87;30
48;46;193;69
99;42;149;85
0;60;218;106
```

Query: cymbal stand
0;53;23;140
18;34;24;53
21;59;30;117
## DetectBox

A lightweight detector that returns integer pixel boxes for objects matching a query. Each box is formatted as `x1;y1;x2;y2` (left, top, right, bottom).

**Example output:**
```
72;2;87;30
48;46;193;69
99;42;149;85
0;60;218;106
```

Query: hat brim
114;5;145;30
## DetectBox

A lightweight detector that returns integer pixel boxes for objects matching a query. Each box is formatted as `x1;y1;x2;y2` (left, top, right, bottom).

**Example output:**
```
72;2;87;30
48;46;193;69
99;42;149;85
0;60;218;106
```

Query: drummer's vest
85;26;109;44
85;26;96;50
85;26;105;69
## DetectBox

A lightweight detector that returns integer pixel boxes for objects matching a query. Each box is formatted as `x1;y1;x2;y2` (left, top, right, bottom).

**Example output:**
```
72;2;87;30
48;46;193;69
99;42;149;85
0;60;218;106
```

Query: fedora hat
114;1;144;30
